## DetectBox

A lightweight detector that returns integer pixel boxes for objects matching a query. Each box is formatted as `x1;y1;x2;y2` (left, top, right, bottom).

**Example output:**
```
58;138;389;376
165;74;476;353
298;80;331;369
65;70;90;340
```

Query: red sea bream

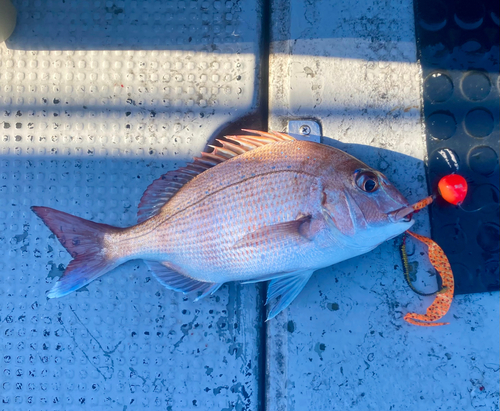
32;130;414;319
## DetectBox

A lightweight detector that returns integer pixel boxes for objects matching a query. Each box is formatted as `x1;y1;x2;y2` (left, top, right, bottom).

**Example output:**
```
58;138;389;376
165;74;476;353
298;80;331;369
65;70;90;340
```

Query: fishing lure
400;174;466;327
438;174;468;205
403;231;454;327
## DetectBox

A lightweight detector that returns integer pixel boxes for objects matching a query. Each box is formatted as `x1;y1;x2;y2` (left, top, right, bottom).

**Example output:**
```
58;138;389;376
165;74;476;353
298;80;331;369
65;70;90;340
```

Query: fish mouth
387;206;414;223
388;195;435;223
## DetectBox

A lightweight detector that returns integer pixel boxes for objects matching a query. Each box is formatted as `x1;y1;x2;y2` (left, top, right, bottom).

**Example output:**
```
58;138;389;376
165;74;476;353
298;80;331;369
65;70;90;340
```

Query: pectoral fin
145;260;222;299
233;216;312;249
266;270;314;320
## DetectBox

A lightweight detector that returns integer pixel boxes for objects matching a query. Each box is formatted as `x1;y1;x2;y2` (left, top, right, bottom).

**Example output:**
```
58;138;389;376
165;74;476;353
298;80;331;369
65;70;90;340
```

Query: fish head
321;154;414;248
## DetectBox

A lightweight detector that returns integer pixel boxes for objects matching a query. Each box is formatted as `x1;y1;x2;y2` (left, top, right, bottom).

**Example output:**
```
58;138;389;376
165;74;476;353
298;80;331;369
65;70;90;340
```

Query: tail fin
31;206;123;298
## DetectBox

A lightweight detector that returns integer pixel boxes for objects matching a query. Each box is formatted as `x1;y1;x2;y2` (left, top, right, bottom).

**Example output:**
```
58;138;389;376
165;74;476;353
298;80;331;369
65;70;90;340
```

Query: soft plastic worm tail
403;230;455;327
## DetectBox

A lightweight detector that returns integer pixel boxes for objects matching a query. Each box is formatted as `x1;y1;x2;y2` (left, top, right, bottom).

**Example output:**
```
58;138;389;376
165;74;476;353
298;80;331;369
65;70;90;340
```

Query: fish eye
355;171;379;193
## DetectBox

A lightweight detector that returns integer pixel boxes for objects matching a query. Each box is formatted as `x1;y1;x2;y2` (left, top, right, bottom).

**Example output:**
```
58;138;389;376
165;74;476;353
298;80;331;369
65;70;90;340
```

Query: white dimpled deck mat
1;0;263;410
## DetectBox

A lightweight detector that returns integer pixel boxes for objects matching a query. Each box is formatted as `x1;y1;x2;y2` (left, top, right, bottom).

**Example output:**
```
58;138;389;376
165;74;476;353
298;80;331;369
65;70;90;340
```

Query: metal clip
287;120;321;143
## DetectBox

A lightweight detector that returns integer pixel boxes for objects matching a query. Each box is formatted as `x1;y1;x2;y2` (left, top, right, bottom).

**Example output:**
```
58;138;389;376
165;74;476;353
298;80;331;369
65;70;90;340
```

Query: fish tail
31;206;123;298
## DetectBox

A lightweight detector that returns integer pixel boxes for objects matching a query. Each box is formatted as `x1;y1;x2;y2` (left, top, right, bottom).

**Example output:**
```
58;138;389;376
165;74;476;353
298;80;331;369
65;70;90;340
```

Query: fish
32;130;415;319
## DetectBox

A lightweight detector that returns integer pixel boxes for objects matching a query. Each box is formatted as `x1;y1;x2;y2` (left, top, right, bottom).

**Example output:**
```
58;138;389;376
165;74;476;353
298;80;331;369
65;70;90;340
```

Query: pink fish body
33;130;413;319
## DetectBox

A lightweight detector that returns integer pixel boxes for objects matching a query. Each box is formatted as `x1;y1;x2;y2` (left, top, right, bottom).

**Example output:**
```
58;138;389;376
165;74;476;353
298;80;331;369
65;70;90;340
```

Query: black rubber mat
414;0;500;293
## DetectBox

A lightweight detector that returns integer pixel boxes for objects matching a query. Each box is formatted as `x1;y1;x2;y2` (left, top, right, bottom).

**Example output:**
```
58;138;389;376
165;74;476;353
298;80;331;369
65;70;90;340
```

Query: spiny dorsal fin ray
217;140;247;155
137;130;296;223
241;129;295;141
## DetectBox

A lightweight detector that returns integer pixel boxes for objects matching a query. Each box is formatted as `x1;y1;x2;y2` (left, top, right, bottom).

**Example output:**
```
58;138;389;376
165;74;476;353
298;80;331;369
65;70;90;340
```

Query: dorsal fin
137;130;296;223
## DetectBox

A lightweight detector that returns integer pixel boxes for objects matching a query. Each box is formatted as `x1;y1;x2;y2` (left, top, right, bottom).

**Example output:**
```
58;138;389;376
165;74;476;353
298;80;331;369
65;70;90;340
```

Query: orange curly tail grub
403;231;455;327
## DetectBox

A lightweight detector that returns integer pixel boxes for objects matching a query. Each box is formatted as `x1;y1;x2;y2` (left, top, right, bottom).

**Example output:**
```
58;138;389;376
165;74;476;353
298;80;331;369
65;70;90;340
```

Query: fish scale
32;131;414;318
113;142;324;276
151;171;319;281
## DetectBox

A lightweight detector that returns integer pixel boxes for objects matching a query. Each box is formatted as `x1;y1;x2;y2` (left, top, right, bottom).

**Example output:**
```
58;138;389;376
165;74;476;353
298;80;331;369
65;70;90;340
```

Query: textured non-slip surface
414;0;500;294
3;0;261;159
7;0;250;51
267;0;499;409
1;0;263;410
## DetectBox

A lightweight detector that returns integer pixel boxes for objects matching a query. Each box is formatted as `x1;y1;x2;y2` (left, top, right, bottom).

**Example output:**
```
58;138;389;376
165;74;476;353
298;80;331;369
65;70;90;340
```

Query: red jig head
437;174;468;206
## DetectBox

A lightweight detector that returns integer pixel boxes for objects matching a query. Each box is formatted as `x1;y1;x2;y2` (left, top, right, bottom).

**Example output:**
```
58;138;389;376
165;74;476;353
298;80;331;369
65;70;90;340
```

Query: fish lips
387;205;414;223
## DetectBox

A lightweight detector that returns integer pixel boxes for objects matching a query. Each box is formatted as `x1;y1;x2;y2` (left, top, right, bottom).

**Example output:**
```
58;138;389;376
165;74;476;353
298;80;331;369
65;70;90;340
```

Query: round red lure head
438;174;468;205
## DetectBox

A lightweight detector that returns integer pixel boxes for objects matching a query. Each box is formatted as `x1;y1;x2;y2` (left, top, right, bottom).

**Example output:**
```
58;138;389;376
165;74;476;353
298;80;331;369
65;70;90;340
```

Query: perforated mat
0;0;264;409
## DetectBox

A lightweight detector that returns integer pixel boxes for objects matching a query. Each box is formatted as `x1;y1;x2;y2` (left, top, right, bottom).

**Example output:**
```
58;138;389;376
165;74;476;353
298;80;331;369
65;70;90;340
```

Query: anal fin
194;283;223;301
145;260;222;300
266;270;314;320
